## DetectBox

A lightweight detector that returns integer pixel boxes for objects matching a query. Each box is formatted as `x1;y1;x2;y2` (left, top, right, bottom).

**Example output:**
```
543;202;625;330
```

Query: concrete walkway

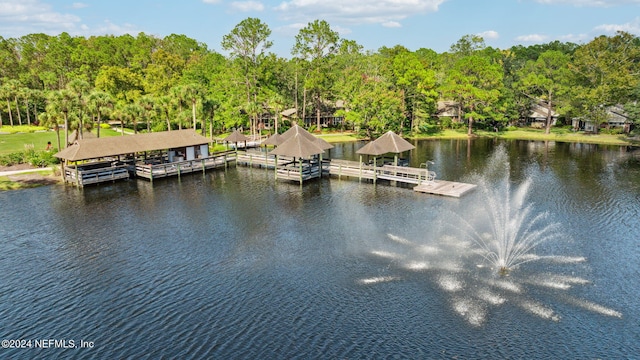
0;167;53;176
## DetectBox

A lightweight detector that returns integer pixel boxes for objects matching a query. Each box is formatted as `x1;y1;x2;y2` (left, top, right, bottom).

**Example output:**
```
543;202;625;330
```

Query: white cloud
478;30;499;40
382;21;402;28
534;0;640;7
0;0;139;38
71;2;88;9
202;0;222;4
515;33;548;42
0;0;80;35
275;0;446;27
230;1;264;12
594;17;640;34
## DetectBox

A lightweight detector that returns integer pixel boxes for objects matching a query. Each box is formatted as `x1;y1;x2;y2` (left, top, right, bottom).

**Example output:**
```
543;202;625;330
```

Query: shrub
100;123;111;129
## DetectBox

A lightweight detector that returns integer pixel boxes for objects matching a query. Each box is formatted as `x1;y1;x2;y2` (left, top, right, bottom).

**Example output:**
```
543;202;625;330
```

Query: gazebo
356;131;415;166
269;125;332;184
222;129;250;150
355;131;415;183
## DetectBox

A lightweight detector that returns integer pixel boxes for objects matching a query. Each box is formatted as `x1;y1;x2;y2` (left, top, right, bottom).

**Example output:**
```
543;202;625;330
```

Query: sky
1;0;640;57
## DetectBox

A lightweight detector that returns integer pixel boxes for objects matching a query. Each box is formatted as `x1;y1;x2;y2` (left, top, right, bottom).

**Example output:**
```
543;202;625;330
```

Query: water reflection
0;139;638;358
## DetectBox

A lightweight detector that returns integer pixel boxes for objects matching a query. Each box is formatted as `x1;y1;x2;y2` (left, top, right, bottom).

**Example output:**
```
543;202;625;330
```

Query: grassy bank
0;168;60;191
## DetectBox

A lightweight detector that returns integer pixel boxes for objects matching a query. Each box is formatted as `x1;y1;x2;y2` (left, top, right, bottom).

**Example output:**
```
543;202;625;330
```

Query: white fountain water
456;148;565;273
357;145;621;326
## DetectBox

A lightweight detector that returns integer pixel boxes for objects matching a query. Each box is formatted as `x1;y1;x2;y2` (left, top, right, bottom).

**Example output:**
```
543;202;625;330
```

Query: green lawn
2;125;636;156
0;127;124;155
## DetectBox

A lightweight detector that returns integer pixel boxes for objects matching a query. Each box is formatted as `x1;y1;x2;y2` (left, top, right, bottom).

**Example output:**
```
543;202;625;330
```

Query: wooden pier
135;151;235;181
325;159;475;197
413;180;477;198
64;163;130;187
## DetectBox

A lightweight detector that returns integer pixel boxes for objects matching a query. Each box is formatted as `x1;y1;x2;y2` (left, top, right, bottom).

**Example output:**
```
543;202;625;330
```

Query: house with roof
571;105;633;133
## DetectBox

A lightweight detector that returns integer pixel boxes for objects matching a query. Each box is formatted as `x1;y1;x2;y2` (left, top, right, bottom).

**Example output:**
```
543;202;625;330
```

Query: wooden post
150;165;153;183
299;159;303;185
359;155;363;182
202;159;205;177
75;163;80;187
274;156;278;180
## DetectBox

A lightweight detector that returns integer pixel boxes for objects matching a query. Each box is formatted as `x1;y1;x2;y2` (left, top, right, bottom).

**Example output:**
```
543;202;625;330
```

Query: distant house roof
222;129;250;143
54;129;210;161
281;108;297;118
356;131;415;156
436;101;460;117
529;102;558;120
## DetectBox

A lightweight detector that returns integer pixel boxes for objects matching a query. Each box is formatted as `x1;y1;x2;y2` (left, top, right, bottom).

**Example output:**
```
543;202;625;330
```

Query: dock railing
135;151;235;180
64;164;130;187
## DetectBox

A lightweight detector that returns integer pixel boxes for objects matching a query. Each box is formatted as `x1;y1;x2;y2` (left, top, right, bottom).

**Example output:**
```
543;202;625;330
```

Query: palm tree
181;84;204;130
169;85;186;130
47;89;77;147
39;111;63;152
156;95;173;131
125;103;143;134
137;95;156;133
87;91;113;138
20;87;32;126
0;80;15;126
202;97;221;138
112;103;126;136
67;79;91;138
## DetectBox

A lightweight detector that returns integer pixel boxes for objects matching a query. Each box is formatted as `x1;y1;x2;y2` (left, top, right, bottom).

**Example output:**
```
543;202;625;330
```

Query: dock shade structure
356;131;415;166
356;131;415;183
54;129;217;187
222;129;250;149
269;131;329;184
261;133;284;147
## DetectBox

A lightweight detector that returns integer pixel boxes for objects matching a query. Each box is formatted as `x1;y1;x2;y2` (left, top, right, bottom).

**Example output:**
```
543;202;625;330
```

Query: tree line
1;18;639;149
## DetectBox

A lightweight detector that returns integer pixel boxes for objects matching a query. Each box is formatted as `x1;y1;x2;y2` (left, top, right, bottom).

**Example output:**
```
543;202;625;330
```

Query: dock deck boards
413;180;477;198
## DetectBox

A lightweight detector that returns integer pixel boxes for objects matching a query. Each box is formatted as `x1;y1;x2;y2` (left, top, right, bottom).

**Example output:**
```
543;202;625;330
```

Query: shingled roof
54;129;210;161
356;131;415;156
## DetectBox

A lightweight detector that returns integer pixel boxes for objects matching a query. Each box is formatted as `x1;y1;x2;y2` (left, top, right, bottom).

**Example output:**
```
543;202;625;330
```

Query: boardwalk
325;159;476;197
413;180;477;198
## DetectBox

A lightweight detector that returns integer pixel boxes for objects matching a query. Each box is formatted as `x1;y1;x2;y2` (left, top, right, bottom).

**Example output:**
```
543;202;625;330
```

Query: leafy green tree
222;17;273;138
47;89;77;146
516;50;571;134
292;20;340;131
444;54;504;135
95;65;143;103
570;32;640;133
124;103;143;134
87;90;113;137
67;79;91;138
137;95;157;132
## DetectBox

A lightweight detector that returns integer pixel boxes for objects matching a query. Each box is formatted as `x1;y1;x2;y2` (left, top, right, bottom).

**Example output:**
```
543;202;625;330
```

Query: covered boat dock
54;129;231;187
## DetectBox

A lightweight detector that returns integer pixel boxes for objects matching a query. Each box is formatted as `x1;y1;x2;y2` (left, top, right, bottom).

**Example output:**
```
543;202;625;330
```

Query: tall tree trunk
301;88;306;127
25;99;31;126
14;97;22;125
55;126;61;152
467;116;474;136
97;113;101;138
192;101;197;130
7;99;13;126
32;102;38;126
63;113;69;147
545;94;553;135
120;118;124;136
316;106;321;132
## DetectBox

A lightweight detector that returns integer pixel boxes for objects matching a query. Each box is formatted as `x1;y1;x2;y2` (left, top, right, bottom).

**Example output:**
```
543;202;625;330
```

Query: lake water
1;139;639;359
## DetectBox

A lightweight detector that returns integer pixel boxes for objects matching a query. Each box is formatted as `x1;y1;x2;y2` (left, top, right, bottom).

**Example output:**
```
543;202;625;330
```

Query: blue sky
1;0;639;57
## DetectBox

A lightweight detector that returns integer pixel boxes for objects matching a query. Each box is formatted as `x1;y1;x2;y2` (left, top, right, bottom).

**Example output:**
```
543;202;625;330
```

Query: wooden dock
413;180;477;198
135;151;235;181
326;159;475;197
